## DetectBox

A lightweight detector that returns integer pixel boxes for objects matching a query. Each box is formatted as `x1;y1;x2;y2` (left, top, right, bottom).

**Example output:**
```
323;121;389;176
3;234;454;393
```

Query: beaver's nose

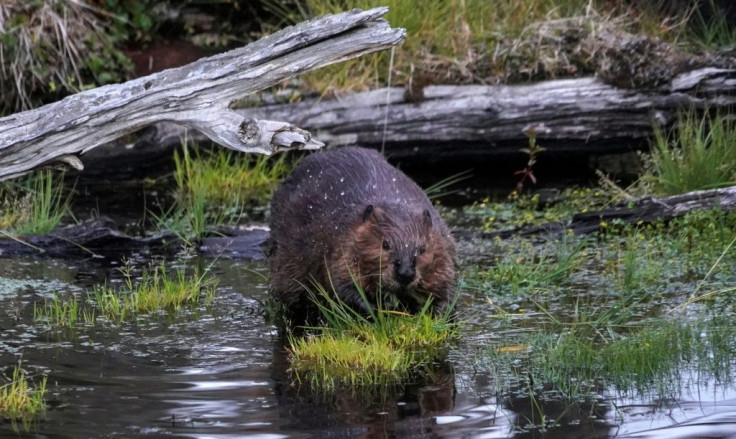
395;260;416;286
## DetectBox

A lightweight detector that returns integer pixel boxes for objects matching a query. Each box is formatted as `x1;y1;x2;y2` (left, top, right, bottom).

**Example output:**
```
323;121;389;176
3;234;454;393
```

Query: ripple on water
2;255;736;438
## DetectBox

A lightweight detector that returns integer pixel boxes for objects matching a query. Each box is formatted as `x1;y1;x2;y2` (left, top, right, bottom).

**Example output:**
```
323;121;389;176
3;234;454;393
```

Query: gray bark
238;67;736;160
0;7;405;181
119;67;736;165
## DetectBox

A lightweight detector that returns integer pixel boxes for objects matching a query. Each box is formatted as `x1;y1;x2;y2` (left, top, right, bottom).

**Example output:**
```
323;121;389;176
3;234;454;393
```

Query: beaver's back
271;147;431;224
268;147;452;309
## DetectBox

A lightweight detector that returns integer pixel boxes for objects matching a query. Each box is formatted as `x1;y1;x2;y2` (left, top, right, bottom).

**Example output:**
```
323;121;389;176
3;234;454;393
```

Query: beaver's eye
418;246;426;255
382;241;390;251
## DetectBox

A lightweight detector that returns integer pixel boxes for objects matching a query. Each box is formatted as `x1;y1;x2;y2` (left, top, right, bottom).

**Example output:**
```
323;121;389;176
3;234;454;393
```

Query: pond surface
2;251;736;438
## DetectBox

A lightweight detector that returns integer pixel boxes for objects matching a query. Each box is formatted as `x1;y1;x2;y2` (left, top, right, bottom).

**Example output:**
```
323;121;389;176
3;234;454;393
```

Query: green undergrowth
288;286;457;394
464;206;736;405
34;262;217;327
0;171;72;236
466;208;736;301
155;145;292;242
276;0;726;93
0;363;47;429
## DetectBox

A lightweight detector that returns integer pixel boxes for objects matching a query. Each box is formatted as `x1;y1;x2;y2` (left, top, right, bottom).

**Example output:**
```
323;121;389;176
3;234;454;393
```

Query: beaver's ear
362;205;375;222
422;209;433;229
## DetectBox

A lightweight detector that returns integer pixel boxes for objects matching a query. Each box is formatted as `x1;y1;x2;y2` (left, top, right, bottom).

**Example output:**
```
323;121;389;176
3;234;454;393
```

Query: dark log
0;217;269;259
0;217;179;258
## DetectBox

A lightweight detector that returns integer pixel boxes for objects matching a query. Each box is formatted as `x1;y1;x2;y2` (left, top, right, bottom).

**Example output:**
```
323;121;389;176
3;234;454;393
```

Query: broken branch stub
0;7;406;181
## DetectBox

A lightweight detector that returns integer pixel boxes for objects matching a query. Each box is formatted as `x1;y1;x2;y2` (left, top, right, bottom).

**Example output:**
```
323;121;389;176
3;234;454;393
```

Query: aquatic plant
465;236;586;295
288;283;457;393
482;316;736;402
92;262;218;321
0;171;71;236
34;263;217;327
33;292;94;328
0;363;47;427
468;197;736;411
646;110;736;195
462;187;613;233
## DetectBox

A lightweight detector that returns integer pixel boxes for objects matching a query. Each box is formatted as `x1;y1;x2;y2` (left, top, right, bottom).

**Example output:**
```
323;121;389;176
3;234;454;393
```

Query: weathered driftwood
0;7;405;181
113;67;736;165
238;68;736;161
455;185;736;241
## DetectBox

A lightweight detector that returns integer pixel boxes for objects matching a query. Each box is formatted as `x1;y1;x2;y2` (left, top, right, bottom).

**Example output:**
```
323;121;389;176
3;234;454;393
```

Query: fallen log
0;217;179;258
0;7;406;181
6;186;734;258
0;217;269;259
109;67;736;170
563;186;736;235
240;68;736;163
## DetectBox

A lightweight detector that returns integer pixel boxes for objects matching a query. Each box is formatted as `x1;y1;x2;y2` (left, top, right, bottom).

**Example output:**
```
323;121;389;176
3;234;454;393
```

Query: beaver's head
345;204;453;310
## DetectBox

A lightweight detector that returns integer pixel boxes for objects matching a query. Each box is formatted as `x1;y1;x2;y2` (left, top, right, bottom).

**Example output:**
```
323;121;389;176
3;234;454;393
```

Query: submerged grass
0;363;47;427
33;292;95;328
34;263;217;327
0;171;71;236
288;284;456;393
157;145;292;241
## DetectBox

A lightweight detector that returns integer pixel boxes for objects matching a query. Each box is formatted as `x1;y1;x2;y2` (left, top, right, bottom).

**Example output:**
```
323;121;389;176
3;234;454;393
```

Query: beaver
268;147;456;321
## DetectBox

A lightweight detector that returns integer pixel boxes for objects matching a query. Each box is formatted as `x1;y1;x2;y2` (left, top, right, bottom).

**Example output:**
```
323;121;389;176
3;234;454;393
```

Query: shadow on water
2;252;736;438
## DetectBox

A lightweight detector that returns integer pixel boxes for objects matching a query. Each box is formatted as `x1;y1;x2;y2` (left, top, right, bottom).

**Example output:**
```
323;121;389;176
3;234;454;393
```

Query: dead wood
0;7;405;181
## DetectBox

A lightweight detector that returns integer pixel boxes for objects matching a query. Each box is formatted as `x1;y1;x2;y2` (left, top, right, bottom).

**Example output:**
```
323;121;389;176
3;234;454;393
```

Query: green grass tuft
288;284;457;393
92;262;218;321
0;171;71;236
156;145;292;241
0;363;47;428
646;110;736;195
34;263;217;327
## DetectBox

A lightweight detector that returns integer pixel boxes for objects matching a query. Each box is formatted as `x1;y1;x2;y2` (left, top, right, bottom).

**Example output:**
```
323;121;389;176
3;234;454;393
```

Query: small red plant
514;125;546;192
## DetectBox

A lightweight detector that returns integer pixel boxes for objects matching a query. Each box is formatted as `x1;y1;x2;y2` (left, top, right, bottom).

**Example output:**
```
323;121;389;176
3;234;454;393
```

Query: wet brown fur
268;147;456;321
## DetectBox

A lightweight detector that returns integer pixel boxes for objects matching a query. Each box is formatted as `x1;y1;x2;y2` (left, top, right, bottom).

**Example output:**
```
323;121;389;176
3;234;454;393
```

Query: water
2;254;736;438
